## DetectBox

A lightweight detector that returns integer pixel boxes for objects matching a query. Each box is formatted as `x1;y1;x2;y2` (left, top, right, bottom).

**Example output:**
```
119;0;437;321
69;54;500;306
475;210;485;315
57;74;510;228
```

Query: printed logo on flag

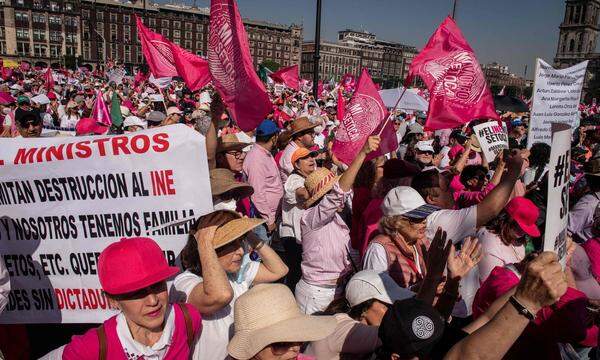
422;51;487;107
208;3;240;93
336;93;386;143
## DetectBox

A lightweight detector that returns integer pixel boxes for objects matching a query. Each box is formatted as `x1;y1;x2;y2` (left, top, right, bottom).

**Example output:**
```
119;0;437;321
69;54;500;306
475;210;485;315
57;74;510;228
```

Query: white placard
528;59;588;147
473;121;509;163
544;123;571;267
0;125;212;323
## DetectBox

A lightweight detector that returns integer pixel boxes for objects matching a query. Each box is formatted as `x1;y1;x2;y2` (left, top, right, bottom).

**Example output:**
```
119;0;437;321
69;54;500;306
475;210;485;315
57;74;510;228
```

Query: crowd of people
1;64;600;360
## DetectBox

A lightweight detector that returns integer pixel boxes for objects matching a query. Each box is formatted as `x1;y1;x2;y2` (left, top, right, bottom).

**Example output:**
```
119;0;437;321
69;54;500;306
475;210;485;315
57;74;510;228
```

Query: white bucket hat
227;283;336;360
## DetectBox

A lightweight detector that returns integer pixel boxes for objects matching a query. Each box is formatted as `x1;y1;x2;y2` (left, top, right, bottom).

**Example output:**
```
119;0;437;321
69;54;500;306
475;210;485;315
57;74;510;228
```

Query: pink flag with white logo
171;44;211;91
406;16;498;130
44;67;55;91
336;88;345;121
332;69;397;165
269;64;299;91
208;0;271;131
91;91;112;126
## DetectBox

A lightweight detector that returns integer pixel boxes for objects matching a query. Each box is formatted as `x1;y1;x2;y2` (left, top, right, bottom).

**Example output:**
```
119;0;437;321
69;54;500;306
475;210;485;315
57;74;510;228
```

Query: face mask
314;125;323;135
214;198;237;211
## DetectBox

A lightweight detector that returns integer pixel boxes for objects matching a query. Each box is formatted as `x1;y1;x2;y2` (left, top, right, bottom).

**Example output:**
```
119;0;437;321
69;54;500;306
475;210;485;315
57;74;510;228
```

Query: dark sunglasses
270;341;302;355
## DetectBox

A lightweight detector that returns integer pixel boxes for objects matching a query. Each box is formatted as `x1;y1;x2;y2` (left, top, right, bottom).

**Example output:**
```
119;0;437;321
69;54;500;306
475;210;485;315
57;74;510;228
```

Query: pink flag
332;69;397;165
136;15;211;91
44;67;55;91
208;0;271;131
134;69;148;88
336;88;345;121
171;44;211;91
317;81;323;98
269;64;299;90
91;91;112;126
406;16;498;130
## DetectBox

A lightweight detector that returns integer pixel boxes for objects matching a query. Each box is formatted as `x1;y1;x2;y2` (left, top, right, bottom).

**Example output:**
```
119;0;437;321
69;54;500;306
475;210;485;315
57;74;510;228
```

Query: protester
210;168;253;212
569;158;600;242
61;237;202;359
279;116;318;183
174;210;288;360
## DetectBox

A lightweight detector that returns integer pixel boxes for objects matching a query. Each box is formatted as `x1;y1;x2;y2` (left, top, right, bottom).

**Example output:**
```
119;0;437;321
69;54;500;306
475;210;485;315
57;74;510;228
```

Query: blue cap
256;120;280;137
511;118;523;127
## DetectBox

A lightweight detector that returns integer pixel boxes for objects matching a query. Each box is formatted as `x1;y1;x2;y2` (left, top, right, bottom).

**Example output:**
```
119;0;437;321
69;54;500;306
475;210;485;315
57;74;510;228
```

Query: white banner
0;125;212;323
544;123;571;267
528;58;588;147
149;74;173;89
107;68;127;85
472;121;509;163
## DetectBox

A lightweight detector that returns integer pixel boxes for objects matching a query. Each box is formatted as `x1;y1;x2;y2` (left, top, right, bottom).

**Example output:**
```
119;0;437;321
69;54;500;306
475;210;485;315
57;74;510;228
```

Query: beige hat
217;133;250;153
469;134;482;153
196;210;264;250
304;167;340;208
210;168;254;198
120;105;131;117
166;106;183;116
290;116;317;137
227;283;336;360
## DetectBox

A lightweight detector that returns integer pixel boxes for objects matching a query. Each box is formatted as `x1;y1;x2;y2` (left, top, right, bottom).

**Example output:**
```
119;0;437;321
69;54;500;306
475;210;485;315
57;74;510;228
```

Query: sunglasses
226;150;245;159
270;341;303;355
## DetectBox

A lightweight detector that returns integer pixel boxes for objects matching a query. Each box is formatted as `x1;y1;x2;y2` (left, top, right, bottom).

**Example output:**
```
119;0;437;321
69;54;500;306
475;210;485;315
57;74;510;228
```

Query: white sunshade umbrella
379;87;428;112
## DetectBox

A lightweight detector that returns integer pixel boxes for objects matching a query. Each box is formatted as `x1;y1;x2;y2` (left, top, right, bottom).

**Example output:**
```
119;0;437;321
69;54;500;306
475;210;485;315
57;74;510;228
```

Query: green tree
261;59;280;72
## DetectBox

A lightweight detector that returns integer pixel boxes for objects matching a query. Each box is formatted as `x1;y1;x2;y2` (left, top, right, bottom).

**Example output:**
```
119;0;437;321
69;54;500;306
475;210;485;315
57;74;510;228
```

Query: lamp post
312;0;322;99
452;0;458;19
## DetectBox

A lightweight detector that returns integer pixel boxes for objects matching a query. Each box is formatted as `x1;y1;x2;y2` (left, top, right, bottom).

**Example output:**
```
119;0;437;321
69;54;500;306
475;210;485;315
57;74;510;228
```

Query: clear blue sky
191;0;569;79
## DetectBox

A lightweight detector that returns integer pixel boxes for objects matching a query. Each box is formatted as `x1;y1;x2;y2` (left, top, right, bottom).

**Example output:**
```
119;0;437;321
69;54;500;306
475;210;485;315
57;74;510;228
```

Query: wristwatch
508;295;536;321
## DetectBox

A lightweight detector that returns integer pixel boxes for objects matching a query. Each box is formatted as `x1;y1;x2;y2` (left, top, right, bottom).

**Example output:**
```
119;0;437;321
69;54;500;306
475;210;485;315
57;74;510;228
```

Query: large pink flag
171;44;211;91
91;91;111;126
208;0;271;131
336;88;345;121
44;67;55;91
269;64;299;90
332;69;397;165
406;16;498;130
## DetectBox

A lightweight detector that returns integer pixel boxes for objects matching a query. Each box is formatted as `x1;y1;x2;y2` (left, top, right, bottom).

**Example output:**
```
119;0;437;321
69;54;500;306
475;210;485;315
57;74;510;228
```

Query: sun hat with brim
291;147;317;165
217;133;250;153
415;140;435;153
504;196;540;237
31;94;50;105
346;270;414;307
469;134;482;153
213;217;265;249
381;186;440;219
210;168;254;198
166;106;183;116
290;116;318;137
304;168;340;208
98;237;179;295
227;283;337;360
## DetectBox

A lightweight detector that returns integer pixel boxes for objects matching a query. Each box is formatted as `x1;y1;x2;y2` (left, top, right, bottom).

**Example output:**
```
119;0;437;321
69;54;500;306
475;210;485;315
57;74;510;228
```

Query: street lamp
312;0;322;99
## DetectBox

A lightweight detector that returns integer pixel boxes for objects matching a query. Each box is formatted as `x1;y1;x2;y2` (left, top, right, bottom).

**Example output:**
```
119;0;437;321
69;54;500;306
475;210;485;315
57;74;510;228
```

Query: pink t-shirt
62;303;202;360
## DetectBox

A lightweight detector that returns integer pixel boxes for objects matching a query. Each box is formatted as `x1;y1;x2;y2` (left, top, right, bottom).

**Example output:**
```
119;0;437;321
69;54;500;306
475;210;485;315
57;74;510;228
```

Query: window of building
66;33;77;44
16;28;30;40
124;27;131;42
33;29;46;41
162;29;169;37
196;50;203;56
124;15;130;24
33;13;46;23
65;2;73;11
110;13;117;23
173;21;180;28
196;41;202;50
196;23;203;31
149;18;156;26
50;31;61;42
15;12;29;23
33;0;43;9
185;31;192;40
66;46;75;56
173;30;180;38
34;44;47;57
185;40;192;49
162;19;169;28
124;45;131;62
17;42;30;56
49;15;61;25
185;22;192;31
50;44;60;57
82;9;90;19
173;39;180;45
97;11;104;21
50;2;59;11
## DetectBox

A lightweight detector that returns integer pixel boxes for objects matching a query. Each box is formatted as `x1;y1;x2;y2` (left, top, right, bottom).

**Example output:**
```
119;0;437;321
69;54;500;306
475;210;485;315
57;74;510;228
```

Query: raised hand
360;135;381;155
424;228;451;281
447;236;482;281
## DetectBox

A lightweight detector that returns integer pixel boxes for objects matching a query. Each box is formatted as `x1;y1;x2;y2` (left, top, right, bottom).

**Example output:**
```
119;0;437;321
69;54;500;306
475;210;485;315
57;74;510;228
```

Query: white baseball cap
123;115;147;129
31;94;50;105
381;186;440;218
346;270;414;307
415;140;434;153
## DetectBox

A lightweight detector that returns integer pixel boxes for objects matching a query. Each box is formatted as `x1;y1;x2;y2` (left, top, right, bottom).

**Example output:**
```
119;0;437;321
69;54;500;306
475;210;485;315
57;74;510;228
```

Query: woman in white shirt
477;197;541;284
60;102;80;129
172;210;288;360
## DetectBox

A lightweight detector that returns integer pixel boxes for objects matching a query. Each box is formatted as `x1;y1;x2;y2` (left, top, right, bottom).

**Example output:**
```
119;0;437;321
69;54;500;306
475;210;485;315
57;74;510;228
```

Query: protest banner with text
0;125;212;323
528;59;587;147
544;123;571;267
473;121;508;163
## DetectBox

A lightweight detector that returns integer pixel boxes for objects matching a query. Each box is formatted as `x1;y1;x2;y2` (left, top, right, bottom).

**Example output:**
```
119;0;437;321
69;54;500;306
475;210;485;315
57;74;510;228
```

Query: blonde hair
378;215;409;238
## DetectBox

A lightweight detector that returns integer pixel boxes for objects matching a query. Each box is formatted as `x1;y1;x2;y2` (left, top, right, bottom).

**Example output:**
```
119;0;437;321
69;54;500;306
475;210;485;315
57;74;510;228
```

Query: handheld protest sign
472;121;509;163
543;123;571;267
0;125;212;323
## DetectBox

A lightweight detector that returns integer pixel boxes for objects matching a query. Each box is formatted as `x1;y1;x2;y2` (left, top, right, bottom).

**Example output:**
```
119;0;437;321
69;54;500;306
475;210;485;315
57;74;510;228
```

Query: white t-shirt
2;113;11;127
170;261;260;360
477;228;525;283
425;206;478;245
60;114;79;129
280;173;306;240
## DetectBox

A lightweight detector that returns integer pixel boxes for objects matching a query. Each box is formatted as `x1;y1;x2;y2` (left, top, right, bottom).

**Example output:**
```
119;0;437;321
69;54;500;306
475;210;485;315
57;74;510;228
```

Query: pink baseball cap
75;118;109;136
98;237;179;295
505;197;540;237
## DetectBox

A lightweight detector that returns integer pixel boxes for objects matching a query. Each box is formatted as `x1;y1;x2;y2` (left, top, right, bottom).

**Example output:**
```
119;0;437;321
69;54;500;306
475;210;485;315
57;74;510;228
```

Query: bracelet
253;241;265;251
508;296;536;321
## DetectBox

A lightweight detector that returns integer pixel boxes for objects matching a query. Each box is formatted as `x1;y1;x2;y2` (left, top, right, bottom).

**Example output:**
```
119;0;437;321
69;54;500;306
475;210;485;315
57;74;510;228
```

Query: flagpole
377;87;408;136
452;0;458;19
312;0;322;99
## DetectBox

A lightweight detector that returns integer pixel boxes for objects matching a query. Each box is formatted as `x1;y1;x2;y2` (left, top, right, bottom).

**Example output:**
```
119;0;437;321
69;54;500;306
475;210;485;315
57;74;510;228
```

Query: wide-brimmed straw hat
304;167;340;207
195;210;264;250
290;116;317;137
227;283;336;360
210;168;254;199
217;133;250;153
469;134;482;153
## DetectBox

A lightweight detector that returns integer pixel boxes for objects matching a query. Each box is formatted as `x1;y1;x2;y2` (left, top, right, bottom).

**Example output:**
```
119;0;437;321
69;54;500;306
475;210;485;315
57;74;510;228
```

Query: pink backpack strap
96;324;107;360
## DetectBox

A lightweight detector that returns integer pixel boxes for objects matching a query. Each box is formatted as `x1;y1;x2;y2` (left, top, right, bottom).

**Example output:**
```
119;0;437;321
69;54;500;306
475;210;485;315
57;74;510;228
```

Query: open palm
447;237;482;280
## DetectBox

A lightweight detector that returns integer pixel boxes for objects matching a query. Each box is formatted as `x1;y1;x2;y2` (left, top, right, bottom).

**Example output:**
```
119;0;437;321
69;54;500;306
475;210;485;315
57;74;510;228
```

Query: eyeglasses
270;341;303;355
226;150;245;160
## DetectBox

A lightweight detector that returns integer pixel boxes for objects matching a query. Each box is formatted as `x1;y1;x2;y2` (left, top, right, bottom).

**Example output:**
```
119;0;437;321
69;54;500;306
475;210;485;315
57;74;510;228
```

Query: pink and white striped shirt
300;182;353;286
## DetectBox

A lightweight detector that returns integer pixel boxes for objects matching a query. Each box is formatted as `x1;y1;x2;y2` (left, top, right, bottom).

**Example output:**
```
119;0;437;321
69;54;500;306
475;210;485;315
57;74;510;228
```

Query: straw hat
469;134;482;153
217;133;250;153
210;168;254;198
290;116;317;137
304;167;340;207
196;210;264;250
227;283;337;360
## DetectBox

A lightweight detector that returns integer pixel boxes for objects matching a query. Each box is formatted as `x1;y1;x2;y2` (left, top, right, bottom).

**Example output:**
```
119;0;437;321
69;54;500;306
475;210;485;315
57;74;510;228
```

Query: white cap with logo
381;186;440;219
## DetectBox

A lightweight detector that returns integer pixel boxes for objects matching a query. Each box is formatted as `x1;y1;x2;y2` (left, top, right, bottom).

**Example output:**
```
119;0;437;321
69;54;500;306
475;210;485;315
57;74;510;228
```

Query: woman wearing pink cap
477;197;541;283
61;237;202;359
